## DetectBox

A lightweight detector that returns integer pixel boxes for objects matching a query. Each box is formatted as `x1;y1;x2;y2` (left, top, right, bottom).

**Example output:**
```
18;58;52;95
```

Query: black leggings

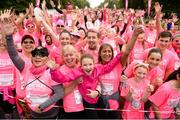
0;90;15;114
83;99;99;119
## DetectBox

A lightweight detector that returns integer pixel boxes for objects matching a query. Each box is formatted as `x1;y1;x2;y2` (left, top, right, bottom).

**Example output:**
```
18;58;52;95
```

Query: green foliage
0;0;179;14
0;0;89;12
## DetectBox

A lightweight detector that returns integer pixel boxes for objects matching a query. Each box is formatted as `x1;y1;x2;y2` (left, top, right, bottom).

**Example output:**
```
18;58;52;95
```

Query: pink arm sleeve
98;52;122;76
50;68;83;83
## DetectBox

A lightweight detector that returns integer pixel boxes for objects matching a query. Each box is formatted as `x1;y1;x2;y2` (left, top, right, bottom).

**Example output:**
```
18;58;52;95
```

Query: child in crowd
121;63;154;119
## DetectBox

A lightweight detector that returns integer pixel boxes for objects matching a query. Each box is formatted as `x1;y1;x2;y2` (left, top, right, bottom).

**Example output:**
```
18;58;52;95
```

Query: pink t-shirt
129;41;149;63
121;77;149;119
60;65;84;112
0;51;17;103
142;48;176;80
124;61;163;85
51;52;122;104
49;47;63;66
149;81;180;119
21;64;59;112
82;45;99;64
15;53;32;98
99;63;122;110
145;28;157;47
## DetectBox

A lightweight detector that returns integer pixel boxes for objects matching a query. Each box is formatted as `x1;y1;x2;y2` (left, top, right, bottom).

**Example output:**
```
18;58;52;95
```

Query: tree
0;0;90;12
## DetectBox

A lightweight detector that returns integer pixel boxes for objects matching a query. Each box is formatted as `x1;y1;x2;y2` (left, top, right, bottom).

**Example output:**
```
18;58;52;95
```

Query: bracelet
96;90;101;96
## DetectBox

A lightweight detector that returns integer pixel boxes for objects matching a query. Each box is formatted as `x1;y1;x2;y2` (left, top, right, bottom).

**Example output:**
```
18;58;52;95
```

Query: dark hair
98;44;114;64
147;48;163;59
158;31;172;40
31;46;49;57
60;30;71;38
87;29;100;38
78;27;87;39
45;34;52;40
80;53;94;65
21;35;35;44
165;67;180;82
111;25;120;34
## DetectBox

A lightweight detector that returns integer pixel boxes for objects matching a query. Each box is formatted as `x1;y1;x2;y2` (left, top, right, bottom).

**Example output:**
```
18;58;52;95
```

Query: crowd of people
0;0;179;119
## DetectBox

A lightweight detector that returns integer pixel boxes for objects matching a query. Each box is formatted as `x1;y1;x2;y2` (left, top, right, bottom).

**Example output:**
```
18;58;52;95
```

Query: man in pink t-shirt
142;31;176;80
145;20;157;47
81;29;100;63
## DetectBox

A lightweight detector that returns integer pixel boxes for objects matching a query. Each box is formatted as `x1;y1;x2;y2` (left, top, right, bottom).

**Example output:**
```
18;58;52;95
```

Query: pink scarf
30;65;47;76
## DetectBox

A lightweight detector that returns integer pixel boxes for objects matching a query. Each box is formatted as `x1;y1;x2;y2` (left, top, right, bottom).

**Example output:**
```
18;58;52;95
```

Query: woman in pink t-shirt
97;43;123;119
149;67;180;119
121;63;154;119
0;32;17;119
3;16;64;118
60;45;84;119
49;30;72;66
122;32;150;63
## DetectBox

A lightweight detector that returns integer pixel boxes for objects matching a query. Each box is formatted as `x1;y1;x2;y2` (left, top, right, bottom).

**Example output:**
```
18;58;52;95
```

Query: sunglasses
31;48;49;57
32;51;48;57
56;25;64;28
27;25;34;29
23;41;34;44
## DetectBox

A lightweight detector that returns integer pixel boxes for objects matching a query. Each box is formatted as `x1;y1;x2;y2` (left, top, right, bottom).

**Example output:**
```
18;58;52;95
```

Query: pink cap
56;19;64;26
25;19;35;28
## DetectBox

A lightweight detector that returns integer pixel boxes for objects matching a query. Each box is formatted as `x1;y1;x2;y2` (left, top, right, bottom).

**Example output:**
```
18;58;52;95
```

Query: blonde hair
133;61;149;71
62;45;80;63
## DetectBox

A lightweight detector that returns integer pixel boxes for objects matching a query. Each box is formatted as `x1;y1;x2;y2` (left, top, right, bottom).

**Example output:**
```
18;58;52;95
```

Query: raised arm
1;10;25;72
154;2;163;36
120;27;144;67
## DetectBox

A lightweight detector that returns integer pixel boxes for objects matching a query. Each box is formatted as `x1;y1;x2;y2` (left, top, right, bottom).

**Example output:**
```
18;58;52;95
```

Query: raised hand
146;84;154;93
133;26;144;37
42;0;47;10
50;0;55;8
0;9;12;21
46;59;58;70
154;2;162;14
58;0;61;9
121;75;128;83
0;10;15;36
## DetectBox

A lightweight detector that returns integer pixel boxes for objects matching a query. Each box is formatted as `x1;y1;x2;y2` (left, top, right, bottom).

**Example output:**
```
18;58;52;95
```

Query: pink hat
71;31;80;37
56;19;64;26
25;19;35;28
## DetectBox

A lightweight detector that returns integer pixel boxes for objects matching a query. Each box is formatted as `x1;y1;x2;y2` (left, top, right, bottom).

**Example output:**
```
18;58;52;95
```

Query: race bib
0;73;14;86
168;98;179;108
74;90;82;104
29;95;49;106
147;35;155;44
102;83;113;95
